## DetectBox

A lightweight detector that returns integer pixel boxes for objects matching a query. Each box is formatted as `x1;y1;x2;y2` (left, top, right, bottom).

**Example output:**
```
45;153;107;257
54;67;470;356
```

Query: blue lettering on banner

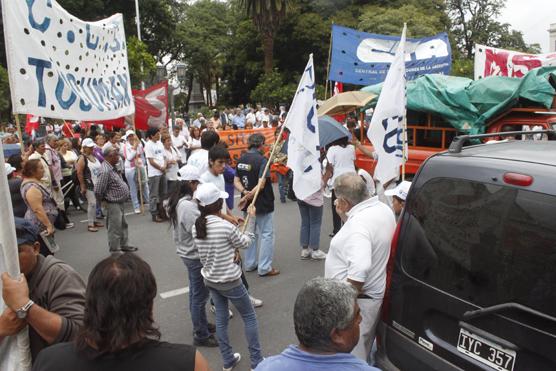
86;24;99;50
55;75;77;109
28;57;52;107
26;0;52;33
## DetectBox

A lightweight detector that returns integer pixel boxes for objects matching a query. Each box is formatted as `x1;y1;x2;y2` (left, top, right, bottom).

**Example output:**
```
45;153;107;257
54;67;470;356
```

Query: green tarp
361;67;556;134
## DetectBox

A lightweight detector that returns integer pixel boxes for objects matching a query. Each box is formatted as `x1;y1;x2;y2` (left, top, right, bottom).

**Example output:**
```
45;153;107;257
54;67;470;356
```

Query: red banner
218;128;275;166
475;44;556;79
25;114;39;135
133;81;168;131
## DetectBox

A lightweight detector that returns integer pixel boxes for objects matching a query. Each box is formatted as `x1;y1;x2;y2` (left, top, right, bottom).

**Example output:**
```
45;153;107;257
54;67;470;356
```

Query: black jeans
62;175;81;211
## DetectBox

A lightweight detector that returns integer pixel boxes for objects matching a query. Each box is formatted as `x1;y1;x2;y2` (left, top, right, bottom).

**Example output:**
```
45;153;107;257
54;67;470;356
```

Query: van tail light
503;172;533;187
381;214;403;323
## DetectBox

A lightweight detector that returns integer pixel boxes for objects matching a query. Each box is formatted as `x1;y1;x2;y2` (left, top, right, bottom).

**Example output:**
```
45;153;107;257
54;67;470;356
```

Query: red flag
133;81;168;131
25;114;40;135
81;117;126;132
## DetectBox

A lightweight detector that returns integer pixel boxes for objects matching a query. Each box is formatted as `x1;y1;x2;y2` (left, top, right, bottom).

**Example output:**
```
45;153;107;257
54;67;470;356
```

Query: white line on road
79;211;136;223
160;287;189;299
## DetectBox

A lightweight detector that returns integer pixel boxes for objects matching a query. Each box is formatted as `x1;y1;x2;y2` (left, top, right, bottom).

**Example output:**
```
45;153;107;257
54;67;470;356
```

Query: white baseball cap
177;165;202;182
82;138;95;148
384;180;412;201
124;130;135;139
5;163;16;176
194;182;228;207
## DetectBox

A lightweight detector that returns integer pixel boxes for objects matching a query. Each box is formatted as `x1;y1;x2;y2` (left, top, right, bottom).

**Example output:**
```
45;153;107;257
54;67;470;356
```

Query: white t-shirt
164;147;182;181
200;170;227;213
144;140;165;177
171;133;188;162
324;197;396;298
187;149;208;175
327;144;356;186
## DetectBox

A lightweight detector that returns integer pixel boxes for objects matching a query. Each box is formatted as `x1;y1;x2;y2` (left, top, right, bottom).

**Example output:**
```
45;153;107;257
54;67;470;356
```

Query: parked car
376;133;556;371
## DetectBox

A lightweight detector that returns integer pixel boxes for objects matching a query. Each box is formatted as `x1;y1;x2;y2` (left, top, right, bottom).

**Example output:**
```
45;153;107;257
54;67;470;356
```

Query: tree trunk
185;72;194;113
215;74;220;106
262;33;274;74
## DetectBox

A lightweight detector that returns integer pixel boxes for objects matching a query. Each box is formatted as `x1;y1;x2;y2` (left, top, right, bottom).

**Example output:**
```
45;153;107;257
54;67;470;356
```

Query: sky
500;0;556;52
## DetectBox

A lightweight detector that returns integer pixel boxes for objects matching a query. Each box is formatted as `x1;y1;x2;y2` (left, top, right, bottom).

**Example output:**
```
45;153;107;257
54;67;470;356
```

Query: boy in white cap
384;180;411;220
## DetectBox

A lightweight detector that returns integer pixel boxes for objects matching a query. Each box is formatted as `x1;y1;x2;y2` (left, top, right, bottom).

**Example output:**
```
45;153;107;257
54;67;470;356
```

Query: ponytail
167;181;194;228
194;199;223;239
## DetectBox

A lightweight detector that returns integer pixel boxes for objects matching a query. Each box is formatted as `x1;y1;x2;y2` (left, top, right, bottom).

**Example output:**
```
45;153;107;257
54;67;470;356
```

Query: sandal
88;226;98;232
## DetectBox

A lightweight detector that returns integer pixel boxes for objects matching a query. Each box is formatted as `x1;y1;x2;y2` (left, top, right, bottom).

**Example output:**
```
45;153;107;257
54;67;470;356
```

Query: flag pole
14;115;24;155
240;124;286;233
324;23;333;100
401;116;407;181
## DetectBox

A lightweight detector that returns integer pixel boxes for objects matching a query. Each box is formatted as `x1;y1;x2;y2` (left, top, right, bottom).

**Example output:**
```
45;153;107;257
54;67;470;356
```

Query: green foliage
359;5;445;38
126;37;157;89
250;70;297;107
0;65;11;116
451;58;474;79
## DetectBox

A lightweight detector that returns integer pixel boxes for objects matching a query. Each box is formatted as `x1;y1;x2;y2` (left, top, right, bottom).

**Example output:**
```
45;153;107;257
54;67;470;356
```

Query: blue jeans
209;283;263;369
125;167;149;210
181;258;211;340
297;201;323;250
244;212;275;275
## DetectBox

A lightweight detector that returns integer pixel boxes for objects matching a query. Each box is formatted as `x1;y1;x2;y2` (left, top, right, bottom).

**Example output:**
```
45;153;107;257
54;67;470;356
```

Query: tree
239;0;292;73
250;70;297;107
126;37;157;89
447;0;538;58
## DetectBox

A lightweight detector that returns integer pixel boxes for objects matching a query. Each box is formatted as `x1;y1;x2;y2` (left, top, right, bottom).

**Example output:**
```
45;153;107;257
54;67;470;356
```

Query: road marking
79;211;136;223
160;287;189;299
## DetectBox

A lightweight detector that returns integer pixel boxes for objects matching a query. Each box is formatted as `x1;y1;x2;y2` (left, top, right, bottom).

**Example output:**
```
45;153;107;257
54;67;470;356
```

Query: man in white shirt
144;128;167;223
187;130;220;175
324;173;396;363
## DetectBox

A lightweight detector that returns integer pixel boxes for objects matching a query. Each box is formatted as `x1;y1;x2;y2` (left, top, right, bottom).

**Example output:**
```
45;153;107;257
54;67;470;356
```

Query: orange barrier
218;128;276;166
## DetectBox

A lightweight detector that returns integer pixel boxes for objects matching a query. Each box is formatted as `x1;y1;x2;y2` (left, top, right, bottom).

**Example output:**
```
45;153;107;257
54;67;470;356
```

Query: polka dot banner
3;0;135;120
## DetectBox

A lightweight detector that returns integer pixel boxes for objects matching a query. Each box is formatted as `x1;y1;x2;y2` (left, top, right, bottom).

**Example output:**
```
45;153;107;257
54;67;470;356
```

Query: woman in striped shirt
193;183;263;371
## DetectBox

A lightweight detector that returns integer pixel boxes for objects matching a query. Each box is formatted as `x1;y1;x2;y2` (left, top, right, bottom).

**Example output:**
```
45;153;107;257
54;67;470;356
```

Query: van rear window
402;178;556;317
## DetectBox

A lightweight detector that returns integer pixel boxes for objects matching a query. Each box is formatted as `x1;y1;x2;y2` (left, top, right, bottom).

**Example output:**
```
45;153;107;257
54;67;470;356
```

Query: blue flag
329;25;451;86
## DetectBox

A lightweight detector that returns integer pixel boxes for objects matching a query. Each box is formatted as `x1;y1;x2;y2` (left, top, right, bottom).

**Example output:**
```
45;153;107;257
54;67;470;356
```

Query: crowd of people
1;103;410;370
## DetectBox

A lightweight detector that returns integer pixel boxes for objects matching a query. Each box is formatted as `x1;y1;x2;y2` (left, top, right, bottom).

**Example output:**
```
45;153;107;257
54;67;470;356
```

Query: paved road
56;185;336;371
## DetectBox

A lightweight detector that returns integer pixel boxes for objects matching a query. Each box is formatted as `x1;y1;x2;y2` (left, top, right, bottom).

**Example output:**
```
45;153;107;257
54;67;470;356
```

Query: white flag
285;54;321;201
367;24;408;185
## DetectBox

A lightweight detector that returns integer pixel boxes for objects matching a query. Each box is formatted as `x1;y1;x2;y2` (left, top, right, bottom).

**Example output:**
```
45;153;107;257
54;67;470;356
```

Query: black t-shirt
236;149;274;214
32;340;196;371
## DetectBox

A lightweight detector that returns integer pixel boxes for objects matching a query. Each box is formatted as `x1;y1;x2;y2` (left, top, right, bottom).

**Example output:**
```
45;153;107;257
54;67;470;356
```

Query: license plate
457;328;516;371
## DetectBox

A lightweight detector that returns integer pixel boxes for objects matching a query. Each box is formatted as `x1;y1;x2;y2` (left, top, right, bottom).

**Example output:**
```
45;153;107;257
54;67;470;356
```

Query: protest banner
329;25;451;86
133;81;169;130
474;44;556;79
2;0;134;121
367;24;408;185
218;128;275;166
285;54;322;201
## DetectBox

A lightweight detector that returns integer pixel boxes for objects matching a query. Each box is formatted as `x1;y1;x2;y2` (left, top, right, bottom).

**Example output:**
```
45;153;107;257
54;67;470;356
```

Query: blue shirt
232;114;245;128
255;345;380;371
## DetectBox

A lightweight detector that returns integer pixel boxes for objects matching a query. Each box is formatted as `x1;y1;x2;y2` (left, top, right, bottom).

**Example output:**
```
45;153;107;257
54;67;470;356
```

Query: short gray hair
102;144;117;157
333;172;370;206
294;277;357;351
46;134;58;144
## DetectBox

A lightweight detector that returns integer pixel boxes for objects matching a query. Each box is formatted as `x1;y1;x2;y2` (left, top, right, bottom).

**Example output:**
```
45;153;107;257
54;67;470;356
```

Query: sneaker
300;248;311;260
249;295;263;308
223;353;241;371
194;334;218;347
65;222;75;229
210;305;233;319
134;208;141;214
310;249;327;260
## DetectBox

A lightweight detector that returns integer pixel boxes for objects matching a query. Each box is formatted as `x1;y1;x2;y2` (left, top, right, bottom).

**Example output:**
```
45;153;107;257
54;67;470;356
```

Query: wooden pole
324;23;333;101
14;115;24;155
241;124;286;233
132;120;145;214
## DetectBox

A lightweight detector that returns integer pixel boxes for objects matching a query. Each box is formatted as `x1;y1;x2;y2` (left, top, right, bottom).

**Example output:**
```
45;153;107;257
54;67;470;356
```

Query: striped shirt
193;215;255;284
94;161;130;203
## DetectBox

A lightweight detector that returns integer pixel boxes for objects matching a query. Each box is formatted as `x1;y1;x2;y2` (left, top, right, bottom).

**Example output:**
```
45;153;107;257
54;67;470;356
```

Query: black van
376;138;556;371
